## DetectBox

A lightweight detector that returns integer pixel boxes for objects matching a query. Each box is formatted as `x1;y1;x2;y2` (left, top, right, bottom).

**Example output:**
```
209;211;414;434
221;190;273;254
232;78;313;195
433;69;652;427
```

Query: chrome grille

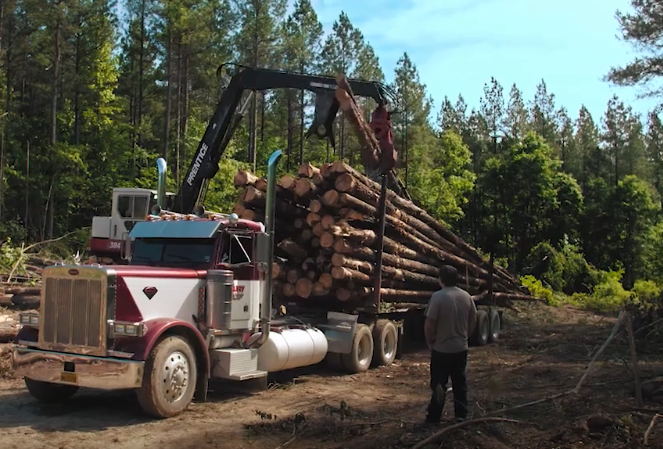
39;268;108;356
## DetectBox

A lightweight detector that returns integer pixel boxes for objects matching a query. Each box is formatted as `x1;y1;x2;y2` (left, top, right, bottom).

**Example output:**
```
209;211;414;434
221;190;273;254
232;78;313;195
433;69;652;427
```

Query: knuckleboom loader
88;64;405;263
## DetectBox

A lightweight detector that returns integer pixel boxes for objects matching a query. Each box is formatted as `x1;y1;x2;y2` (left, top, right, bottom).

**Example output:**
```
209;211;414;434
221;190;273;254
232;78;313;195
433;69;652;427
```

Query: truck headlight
109;321;147;337
19;313;40;327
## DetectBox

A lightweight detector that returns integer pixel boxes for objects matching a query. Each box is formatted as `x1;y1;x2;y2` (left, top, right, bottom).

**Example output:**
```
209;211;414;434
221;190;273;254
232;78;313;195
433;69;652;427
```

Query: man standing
423;265;477;423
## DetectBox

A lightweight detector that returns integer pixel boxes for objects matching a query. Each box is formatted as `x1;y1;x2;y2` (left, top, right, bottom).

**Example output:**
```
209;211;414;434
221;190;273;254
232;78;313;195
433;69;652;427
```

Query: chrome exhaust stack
250;149;282;348
152;158;167;214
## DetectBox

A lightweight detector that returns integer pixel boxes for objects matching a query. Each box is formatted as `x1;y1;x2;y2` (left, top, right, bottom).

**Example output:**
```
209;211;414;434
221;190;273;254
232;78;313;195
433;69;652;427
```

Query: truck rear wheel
341;324;373;373
371;320;398;367
488;309;501;343
24;378;79;404
470;310;490;347
136;335;198;419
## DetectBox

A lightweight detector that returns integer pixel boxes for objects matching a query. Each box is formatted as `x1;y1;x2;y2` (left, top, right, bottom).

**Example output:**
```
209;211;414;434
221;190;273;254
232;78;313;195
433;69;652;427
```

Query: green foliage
632;279;662;304
571;269;632;312
520;274;553;304
408;130;475;222
524;241;595;294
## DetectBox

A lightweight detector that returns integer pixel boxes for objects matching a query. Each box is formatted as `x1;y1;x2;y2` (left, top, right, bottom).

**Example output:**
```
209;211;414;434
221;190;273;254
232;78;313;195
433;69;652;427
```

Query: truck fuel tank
205;269;233;330
247;327;328;372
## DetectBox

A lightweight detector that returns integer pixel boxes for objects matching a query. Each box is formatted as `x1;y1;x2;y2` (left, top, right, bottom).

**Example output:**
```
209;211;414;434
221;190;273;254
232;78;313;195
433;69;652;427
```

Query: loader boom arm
172;64;399;214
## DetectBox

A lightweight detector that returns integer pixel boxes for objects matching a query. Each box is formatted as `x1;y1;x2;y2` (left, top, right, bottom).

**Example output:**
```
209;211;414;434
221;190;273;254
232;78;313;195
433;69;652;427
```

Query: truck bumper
12;347;145;390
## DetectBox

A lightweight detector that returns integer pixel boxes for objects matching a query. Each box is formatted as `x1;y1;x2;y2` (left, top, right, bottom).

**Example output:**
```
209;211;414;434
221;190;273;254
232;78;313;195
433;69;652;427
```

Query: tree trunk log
327;161;518;287
233;170;258;187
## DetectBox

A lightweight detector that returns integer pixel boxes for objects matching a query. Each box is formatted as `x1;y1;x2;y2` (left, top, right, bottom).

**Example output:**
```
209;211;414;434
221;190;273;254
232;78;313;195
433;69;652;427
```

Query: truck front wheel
341;324;374;373
136;335;198;419
24;378;79;403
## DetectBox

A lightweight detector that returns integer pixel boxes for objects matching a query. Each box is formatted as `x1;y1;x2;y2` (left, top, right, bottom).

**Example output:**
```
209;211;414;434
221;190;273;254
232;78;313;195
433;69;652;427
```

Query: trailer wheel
488;309;501;343
470;310;489;347
371;320;398;367
136;335;198;419
24;378;79;404
341;324;374;373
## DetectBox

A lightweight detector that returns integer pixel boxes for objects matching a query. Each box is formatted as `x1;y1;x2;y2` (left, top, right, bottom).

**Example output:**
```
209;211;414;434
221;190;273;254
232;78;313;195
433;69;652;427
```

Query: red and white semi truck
12;150;408;418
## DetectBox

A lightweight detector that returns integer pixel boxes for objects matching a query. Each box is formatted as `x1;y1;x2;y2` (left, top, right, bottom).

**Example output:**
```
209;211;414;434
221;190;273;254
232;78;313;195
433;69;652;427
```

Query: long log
295;278;313;298
336;287;372;301
297;162;320;178
277;239;308;261
234;170;259;187
330;253;440;288
328;222;499;284
327;161;519;288
0;327;17;344
332;176;518;289
6;287;41;296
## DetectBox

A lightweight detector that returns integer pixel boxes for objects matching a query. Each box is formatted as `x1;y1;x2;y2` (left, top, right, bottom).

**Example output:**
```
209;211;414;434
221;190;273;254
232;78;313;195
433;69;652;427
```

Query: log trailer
11;67;504;419
87;64;405;263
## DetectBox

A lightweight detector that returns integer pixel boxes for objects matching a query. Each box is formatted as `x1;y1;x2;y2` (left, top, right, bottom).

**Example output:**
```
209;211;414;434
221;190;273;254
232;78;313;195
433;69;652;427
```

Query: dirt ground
1;303;662;449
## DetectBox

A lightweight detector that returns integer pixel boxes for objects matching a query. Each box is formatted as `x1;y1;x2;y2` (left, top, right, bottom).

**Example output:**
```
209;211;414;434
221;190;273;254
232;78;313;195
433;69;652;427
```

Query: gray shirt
425;286;477;353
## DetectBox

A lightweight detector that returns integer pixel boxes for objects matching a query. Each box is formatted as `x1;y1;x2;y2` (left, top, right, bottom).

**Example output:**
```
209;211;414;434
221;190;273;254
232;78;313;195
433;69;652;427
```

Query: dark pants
426;349;468;422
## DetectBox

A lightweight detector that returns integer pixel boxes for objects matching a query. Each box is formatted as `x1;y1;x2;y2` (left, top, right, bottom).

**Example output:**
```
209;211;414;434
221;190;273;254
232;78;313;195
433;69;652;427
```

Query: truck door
217;230;257;328
112;193;150;240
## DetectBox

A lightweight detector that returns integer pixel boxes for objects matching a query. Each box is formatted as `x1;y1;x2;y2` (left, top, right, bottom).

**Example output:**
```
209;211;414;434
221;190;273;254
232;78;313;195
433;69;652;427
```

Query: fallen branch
410;417;521;449
273;424;307;449
572;311;625;394
625;313;643;407
635;317;663;335
484;392;569;416
644;413;661;446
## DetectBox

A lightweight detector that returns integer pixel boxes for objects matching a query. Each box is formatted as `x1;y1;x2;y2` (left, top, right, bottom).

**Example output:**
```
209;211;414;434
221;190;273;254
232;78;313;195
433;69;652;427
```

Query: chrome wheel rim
161;350;190;403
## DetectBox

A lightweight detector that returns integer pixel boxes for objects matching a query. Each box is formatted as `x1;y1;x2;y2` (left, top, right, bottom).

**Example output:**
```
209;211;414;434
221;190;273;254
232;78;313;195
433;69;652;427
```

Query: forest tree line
0;0;661;301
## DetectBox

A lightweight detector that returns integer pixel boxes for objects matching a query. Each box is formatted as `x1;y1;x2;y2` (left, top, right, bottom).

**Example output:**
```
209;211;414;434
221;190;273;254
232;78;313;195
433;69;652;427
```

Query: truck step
226;370;268;381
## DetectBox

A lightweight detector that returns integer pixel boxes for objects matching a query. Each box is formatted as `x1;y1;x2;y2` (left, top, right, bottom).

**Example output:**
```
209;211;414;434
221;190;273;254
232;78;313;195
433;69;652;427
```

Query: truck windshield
131;238;215;267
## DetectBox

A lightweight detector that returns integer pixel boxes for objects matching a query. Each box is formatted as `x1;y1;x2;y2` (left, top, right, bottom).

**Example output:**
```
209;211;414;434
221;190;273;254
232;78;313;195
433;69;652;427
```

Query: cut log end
295;278;313;298
234;170;258;187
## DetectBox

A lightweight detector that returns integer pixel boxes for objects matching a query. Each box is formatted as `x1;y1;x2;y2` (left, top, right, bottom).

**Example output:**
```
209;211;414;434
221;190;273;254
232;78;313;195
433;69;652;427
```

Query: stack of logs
232;161;538;311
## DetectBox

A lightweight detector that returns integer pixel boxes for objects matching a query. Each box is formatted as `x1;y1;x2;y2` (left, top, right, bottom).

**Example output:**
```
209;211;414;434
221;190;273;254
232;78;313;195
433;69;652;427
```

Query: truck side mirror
254;232;271;270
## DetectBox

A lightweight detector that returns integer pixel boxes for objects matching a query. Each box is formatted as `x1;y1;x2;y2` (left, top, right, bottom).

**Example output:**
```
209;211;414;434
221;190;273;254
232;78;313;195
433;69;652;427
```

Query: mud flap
316;312;358;355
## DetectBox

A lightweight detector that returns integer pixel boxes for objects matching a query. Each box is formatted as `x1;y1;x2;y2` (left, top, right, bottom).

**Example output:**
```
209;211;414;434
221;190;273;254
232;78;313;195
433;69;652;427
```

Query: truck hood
108;265;206;279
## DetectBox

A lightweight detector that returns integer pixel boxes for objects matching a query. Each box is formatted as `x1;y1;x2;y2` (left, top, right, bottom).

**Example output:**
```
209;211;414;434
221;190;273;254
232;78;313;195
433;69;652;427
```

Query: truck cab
89;188;175;263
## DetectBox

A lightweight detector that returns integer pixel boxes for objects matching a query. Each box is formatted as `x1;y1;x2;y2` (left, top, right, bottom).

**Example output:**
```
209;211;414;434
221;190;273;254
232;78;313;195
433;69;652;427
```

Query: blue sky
307;0;658;124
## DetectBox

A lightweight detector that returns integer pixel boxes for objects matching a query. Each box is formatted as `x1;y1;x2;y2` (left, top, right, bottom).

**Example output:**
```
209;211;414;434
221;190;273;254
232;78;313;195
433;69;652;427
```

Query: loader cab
89;188;176;261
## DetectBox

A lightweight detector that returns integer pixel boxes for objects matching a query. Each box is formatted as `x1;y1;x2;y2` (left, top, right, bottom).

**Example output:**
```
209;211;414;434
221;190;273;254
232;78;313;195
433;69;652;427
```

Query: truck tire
136;335;198;419
488;309;501;343
371;320;398;367
470;310;489;347
341;324;373;373
24;378;79;403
